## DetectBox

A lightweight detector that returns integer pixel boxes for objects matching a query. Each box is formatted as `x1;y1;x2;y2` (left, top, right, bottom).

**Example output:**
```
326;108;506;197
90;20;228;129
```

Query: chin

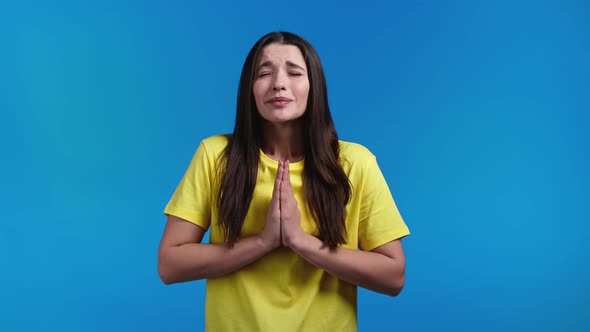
260;111;305;124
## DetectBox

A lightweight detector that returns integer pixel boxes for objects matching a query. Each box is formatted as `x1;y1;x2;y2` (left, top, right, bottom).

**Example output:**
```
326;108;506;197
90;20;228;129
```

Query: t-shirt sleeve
358;155;410;251
163;141;213;230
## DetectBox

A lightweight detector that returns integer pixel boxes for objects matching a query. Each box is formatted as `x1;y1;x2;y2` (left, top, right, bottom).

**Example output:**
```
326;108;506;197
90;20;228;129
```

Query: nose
272;83;286;91
272;71;287;91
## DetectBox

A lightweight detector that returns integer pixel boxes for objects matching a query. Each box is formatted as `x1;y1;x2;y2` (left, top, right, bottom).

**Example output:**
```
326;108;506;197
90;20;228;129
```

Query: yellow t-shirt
164;134;410;331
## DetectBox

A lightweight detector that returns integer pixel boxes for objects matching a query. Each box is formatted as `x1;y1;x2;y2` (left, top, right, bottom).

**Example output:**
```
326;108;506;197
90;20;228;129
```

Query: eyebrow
256;60;306;72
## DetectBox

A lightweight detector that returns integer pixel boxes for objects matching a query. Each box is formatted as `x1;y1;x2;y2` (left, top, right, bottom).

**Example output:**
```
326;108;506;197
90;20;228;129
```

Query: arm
279;161;406;296
158;161;285;284
288;235;406;296
157;215;277;284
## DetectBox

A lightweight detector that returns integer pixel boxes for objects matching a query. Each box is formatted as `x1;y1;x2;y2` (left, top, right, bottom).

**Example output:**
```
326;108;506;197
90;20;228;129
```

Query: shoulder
188;134;230;167
199;134;231;155
338;140;376;166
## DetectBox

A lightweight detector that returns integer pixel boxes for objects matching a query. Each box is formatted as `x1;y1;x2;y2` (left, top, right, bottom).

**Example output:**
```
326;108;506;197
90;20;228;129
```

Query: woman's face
253;43;310;124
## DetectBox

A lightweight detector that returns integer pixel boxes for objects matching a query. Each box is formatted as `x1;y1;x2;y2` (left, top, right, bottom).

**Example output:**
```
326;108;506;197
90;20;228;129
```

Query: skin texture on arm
157;162;284;284
279;161;407;296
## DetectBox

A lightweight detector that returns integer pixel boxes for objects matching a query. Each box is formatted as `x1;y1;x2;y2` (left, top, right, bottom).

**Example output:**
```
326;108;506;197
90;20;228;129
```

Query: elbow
158;263;174;285
387;285;404;297
158;246;206;284
386;274;405;297
158;249;176;285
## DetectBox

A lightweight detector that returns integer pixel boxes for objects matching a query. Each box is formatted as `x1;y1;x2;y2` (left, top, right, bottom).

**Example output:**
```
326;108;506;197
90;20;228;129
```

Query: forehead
258;43;306;67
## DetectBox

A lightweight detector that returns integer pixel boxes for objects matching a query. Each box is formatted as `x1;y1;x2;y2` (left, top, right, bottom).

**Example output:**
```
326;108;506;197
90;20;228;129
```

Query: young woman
158;31;410;331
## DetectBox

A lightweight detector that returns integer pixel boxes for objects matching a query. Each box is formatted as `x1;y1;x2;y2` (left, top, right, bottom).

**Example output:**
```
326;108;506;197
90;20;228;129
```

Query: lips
267;97;292;102
266;97;292;107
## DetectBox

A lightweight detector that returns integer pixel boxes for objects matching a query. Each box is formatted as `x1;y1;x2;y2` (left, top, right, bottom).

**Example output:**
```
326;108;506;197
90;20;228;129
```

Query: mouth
266;97;292;107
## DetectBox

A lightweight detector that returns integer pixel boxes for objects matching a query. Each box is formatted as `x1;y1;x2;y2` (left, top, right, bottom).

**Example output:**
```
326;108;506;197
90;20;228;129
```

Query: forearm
158;235;273;284
290;234;405;296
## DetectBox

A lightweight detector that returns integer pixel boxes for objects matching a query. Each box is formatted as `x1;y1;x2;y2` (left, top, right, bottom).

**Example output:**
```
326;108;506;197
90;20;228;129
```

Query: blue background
1;0;588;331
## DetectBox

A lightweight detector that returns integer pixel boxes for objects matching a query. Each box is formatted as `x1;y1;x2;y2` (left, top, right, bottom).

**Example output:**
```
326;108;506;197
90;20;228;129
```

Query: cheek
252;82;266;106
296;82;310;102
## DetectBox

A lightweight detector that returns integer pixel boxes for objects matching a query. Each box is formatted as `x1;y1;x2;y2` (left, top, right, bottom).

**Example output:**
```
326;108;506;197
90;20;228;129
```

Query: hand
280;161;304;248
260;161;283;250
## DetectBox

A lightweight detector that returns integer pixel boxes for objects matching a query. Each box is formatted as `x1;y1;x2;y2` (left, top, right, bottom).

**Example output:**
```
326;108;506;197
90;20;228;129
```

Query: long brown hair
217;31;351;248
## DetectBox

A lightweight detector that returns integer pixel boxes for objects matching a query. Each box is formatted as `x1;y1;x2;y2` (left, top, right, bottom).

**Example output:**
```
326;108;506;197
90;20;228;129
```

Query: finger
281;162;293;206
272;161;282;200
285;162;298;206
280;161;286;200
280;162;288;201
284;161;293;193
280;162;287;197
285;160;291;185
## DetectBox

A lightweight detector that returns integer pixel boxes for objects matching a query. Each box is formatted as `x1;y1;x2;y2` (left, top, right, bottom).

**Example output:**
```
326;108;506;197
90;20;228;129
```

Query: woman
158;31;410;331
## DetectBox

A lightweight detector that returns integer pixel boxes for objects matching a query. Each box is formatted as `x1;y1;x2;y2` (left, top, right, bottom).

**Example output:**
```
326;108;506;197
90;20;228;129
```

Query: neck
260;120;304;162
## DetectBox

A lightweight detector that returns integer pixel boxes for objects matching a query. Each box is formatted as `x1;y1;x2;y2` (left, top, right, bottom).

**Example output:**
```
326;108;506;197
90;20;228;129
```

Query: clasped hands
260;160;305;249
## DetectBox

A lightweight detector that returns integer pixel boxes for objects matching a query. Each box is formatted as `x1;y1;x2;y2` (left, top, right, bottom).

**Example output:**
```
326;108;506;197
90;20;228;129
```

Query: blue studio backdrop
1;0;588;331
